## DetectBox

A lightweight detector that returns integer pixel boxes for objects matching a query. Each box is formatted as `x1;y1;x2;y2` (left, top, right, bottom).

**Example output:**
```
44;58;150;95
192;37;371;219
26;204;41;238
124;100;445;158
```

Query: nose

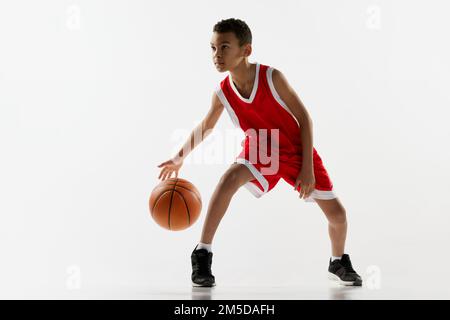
212;49;222;59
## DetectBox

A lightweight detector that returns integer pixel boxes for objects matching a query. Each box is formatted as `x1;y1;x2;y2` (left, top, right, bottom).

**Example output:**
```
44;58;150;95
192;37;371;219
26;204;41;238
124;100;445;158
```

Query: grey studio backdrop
1;0;449;299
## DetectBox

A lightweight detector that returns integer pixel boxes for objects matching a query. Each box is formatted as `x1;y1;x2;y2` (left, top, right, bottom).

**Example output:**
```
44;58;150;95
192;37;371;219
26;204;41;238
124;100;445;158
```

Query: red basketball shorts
234;146;337;203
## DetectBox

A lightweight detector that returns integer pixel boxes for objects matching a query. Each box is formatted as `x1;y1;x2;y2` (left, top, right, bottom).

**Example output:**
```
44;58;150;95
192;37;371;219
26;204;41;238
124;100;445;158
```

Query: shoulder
268;67;293;96
215;75;230;93
270;67;287;85
265;67;311;124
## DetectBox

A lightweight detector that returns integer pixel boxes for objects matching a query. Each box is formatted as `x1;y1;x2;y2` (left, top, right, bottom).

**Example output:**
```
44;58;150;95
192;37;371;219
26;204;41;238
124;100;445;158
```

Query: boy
157;18;362;287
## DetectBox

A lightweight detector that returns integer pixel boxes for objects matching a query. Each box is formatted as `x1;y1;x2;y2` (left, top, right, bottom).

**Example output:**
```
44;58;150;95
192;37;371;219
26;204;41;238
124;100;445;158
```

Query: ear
244;43;252;57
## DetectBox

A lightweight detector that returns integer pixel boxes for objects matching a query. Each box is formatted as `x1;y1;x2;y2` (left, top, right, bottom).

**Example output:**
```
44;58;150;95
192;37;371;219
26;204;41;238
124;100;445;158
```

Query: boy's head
210;18;252;72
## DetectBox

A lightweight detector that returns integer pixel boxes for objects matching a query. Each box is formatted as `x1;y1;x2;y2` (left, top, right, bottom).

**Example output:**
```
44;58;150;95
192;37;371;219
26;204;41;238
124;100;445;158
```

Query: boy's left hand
294;167;316;199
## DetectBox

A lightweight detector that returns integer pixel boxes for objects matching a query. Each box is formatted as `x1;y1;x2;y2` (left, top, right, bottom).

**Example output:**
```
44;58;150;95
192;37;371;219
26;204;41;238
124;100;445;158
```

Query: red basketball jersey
215;62;305;163
215;62;335;201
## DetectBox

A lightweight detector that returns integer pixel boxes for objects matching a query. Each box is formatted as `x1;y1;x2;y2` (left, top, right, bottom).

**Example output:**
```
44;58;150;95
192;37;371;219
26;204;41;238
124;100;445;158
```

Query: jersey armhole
215;85;241;129
266;67;300;127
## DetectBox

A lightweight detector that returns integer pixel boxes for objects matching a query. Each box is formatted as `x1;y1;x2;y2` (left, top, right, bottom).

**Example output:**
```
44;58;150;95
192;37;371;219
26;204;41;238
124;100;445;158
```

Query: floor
3;275;449;300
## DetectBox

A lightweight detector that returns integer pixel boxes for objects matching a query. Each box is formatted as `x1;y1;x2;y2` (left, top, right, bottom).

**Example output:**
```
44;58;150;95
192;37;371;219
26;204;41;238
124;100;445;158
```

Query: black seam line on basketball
160;180;199;197
167;179;178;230
168;178;180;230
153;186;201;208
151;189;173;217
171;189;190;226
160;184;201;204
172;177;191;227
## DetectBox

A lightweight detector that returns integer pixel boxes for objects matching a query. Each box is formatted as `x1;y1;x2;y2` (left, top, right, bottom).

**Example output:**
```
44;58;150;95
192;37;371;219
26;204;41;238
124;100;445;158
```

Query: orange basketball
149;178;202;231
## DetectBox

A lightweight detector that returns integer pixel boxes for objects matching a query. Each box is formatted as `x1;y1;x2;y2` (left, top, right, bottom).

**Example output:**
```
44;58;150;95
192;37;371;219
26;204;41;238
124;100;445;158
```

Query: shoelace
194;253;212;274
340;259;356;274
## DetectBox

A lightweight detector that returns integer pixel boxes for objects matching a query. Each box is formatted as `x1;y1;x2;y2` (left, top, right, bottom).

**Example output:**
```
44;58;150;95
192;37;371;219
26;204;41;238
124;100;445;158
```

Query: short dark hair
213;18;252;47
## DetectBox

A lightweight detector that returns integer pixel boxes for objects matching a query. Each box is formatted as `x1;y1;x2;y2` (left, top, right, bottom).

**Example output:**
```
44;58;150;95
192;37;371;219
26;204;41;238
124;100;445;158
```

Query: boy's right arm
157;91;224;181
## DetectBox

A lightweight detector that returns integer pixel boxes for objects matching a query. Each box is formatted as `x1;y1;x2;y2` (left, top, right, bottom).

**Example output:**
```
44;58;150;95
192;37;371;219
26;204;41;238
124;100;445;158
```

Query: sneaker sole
191;280;216;288
328;272;362;286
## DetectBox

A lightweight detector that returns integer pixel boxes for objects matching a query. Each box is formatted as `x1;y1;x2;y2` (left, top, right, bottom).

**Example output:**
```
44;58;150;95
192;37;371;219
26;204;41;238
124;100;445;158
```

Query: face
210;32;251;72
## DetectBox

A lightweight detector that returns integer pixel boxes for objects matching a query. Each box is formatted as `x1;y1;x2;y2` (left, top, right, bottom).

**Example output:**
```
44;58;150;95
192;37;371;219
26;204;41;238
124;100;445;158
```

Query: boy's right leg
191;162;255;287
200;162;256;244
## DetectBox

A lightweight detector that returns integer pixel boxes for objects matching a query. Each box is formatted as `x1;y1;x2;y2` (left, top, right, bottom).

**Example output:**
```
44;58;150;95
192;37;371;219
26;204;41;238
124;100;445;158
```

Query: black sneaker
191;245;216;287
328;254;362;286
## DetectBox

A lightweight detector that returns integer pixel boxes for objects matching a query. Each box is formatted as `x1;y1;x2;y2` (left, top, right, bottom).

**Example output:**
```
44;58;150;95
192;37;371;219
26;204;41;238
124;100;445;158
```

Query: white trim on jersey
229;62;260;103
266;67;301;128
215;85;241;129
235;157;269;197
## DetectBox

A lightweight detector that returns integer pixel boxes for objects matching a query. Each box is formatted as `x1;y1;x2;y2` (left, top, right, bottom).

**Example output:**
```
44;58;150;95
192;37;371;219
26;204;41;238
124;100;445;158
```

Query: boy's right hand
157;157;183;181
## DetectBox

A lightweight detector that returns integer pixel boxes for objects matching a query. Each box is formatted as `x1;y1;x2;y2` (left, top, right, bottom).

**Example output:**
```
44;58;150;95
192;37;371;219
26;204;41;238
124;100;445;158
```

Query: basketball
149;178;202;231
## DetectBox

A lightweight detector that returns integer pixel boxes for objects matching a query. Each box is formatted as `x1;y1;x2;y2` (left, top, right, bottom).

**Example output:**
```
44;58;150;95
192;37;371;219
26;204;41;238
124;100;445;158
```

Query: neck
229;60;255;89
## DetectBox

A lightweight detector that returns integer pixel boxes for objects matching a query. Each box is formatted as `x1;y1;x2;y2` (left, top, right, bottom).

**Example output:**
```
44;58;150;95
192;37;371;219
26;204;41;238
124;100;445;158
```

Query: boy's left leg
315;198;347;257
315;197;362;286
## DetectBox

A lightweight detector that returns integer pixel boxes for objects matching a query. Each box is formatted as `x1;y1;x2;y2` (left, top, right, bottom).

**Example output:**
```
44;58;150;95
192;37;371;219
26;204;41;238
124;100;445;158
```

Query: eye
210;45;228;50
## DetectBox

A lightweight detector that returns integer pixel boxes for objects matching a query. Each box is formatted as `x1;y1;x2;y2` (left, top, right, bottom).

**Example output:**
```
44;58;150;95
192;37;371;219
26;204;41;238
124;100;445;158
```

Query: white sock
331;255;342;262
197;242;212;252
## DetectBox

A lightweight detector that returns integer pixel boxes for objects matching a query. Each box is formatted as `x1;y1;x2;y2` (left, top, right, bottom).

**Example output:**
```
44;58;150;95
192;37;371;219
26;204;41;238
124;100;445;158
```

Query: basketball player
157;18;362;287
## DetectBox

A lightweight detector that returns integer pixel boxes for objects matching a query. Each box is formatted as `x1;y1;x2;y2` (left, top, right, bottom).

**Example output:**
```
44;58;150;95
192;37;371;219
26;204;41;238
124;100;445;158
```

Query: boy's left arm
271;68;315;199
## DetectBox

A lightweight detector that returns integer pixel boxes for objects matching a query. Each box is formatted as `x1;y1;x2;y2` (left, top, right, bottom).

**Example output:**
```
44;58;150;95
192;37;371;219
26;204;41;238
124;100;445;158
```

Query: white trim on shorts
235;158;269;198
304;189;338;203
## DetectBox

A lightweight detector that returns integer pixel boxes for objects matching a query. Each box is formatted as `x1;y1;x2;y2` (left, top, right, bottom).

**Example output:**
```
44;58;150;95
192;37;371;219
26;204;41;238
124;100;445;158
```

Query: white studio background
0;0;449;299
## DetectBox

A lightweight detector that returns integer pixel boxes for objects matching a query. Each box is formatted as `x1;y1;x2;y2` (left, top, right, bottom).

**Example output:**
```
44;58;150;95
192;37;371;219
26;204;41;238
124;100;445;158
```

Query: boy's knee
219;168;247;191
329;208;347;225
219;171;240;190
